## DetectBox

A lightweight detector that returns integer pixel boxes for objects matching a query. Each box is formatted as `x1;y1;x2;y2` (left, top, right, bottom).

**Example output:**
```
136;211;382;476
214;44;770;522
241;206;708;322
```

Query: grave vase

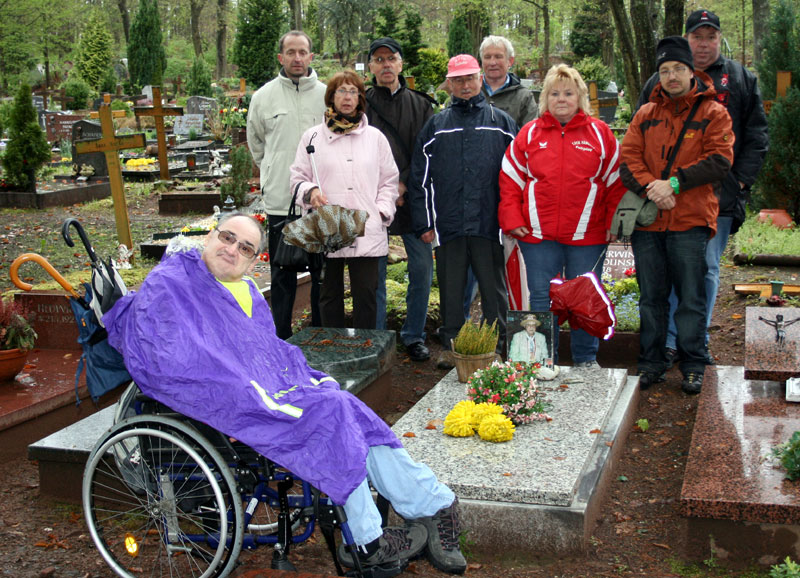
0;348;29;383
757;209;794;229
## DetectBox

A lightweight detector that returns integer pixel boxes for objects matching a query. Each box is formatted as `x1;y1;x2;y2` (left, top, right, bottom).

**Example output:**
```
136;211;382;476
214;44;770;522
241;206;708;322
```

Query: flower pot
758;209;794;229
0;348;29;383
451;350;497;383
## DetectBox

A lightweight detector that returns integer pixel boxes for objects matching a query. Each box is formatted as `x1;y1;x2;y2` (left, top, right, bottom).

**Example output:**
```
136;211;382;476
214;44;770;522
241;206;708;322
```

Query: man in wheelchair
104;212;467;576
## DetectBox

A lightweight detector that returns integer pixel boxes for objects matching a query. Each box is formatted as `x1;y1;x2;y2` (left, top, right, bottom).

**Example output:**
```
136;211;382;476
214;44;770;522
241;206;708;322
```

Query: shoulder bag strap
660;97;703;179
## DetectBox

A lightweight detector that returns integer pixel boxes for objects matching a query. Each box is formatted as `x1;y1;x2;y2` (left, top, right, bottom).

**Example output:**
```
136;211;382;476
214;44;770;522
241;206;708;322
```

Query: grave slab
745;306;800;381
681;366;800;564
14;291;80;350
0;179;112;209
392;367;638;554
288;327;395;405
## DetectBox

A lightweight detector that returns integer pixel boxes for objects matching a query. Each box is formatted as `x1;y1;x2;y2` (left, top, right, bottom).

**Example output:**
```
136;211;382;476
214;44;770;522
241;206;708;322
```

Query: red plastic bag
549;272;616;340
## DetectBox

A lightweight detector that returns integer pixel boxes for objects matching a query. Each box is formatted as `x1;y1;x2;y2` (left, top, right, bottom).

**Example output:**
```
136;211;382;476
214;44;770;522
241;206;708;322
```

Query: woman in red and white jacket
499;64;626;367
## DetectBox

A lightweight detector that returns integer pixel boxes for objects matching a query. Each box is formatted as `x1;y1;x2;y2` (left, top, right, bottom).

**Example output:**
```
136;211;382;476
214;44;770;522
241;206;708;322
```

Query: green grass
733;215;800;258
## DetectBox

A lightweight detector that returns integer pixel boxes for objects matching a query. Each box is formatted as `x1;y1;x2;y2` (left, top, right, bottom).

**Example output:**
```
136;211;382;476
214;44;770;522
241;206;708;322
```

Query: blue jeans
463;268;478;320
517;241;607;364
632;227;709;375
376;234;433;346
343;445;455;545
666;216;732;350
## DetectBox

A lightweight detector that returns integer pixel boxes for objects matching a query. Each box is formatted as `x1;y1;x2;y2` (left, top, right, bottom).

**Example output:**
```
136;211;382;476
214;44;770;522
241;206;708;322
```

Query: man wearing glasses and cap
408;54;518;369
636;10;768;369
366;37;437;364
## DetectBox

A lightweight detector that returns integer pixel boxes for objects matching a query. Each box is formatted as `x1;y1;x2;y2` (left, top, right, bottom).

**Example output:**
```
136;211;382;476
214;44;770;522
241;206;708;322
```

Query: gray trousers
436;236;507;352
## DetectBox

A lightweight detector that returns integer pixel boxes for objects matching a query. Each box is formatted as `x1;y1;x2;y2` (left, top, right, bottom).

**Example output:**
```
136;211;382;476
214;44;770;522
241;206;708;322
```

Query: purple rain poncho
104;249;401;504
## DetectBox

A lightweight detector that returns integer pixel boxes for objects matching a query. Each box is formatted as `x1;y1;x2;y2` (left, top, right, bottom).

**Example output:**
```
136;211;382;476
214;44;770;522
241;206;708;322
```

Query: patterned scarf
325;106;362;134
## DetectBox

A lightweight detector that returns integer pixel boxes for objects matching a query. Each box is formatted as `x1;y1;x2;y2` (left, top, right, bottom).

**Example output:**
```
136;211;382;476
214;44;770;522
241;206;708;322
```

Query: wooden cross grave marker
50;88;74;111
764;71;792;115
587;81;618;119
74;105;145;256
90;93;126;119
133;86;184;180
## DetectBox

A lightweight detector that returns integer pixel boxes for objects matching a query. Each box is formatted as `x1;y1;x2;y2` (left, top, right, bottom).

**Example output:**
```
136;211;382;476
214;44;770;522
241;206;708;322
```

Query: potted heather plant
0;298;37;382
451;319;499;382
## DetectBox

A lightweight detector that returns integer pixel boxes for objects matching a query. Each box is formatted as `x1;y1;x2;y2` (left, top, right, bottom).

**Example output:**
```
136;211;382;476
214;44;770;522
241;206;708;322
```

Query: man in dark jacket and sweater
636;10;768;366
366;37;436;362
409;55;518;369
480;35;538;127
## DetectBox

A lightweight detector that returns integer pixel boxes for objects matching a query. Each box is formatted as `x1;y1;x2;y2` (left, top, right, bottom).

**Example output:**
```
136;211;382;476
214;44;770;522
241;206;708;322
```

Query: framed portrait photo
507;311;555;368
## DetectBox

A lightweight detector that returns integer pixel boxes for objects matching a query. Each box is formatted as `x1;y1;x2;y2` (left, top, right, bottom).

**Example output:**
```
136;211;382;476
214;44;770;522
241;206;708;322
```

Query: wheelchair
82;382;393;578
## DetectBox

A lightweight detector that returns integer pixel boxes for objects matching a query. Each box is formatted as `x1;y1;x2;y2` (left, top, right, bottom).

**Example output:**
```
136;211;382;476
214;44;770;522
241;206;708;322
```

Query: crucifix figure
133;86;184;180
758;314;800;348
74;105;145;256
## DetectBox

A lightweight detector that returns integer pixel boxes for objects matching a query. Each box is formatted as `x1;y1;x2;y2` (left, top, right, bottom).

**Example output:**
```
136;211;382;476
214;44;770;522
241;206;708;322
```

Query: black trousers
267;214;321;339
436;236;507;352
320;256;379;329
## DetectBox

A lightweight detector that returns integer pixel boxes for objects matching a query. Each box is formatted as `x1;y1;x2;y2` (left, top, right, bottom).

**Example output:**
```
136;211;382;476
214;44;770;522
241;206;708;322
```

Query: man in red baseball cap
408;54;519;369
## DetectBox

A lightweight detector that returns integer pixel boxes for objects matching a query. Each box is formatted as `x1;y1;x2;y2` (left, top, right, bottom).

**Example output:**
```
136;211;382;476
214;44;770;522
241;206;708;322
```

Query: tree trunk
190;0;206;57
630;0;657;86
608;0;641;99
664;0;683;37
287;0;302;30
542;0;550;70
216;0;227;78
752;0;769;66
117;0;130;44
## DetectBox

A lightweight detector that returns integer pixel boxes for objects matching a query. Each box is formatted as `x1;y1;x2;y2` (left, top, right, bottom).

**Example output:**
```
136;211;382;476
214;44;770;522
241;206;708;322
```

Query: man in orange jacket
620;36;734;394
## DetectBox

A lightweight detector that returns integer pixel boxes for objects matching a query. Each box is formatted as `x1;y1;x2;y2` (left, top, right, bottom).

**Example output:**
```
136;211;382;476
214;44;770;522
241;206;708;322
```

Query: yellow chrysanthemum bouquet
444;400;516;442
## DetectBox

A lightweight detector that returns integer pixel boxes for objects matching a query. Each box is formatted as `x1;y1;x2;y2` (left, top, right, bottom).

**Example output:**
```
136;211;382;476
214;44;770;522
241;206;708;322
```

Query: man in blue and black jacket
408;54;518;369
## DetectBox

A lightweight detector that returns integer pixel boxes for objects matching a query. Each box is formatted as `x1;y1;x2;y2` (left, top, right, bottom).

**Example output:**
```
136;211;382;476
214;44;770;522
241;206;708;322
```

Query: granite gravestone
185;96;218;116
745;306;800;381
45;113;84;143
141;85;153;104
71;120;108;177
172;113;205;136
32;95;46;128
602;242;635;280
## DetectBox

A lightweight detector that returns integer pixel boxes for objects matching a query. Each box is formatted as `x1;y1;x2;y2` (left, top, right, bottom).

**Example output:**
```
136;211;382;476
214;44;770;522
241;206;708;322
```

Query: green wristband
669;176;680;195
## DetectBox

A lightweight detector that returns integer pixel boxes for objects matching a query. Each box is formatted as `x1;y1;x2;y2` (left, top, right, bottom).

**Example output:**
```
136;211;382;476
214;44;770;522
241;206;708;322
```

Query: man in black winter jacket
366;37;437;362
408;54;517;369
635;9;768;366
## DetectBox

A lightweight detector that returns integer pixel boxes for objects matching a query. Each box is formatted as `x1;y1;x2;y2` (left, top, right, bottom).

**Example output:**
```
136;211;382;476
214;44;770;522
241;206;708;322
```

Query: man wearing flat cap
366;37;437;364
637;10;768;370
621;36;734;395
408;54;517;369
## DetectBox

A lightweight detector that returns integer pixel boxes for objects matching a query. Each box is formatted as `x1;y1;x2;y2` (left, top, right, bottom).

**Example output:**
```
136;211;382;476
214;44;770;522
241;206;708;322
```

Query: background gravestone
172;113;204;136
45;113;85;143
71;120;108;177
185;96;218;116
32;95;46;128
141;85;153;104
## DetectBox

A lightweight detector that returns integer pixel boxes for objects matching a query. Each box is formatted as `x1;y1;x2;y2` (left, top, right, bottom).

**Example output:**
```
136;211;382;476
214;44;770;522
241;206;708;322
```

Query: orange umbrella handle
9;253;81;299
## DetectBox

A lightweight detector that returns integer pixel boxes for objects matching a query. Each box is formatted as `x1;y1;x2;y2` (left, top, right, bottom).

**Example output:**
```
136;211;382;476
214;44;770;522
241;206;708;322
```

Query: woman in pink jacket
498;64;626;367
290;70;399;329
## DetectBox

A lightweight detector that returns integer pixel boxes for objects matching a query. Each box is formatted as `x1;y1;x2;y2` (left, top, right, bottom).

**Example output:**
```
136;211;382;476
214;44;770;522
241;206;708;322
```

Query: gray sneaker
338;524;428;571
574;360;601;369
411;498;467;574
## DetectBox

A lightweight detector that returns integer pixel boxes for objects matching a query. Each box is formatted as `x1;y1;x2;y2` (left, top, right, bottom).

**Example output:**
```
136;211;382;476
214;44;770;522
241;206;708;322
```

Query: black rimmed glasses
216;229;257;259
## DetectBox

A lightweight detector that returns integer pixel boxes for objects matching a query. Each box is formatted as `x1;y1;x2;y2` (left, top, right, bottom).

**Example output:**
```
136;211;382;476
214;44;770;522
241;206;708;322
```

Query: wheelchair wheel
83;415;244;578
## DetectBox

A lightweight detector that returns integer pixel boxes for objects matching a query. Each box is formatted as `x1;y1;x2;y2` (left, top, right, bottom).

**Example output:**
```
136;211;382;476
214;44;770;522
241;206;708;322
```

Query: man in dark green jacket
479;35;538;127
